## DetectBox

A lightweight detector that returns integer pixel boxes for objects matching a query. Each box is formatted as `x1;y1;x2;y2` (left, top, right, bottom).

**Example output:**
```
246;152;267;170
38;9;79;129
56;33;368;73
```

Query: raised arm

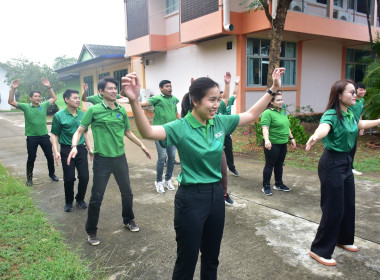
221;72;231;105
233;76;240;99
81;83;88;102
140;100;151;107
238;68;285;126
8;79;19;108
121;73;167;140
305;123;331;150
41;77;57;104
124;130;151;159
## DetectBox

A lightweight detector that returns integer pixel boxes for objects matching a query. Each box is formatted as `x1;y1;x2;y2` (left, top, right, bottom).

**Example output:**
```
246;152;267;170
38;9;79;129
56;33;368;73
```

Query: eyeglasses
344;90;357;96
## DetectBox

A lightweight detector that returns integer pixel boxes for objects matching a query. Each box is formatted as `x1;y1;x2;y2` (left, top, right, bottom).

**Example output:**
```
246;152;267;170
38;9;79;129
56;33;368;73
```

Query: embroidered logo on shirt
40;107;43;111
117;113;121;118
214;131;224;139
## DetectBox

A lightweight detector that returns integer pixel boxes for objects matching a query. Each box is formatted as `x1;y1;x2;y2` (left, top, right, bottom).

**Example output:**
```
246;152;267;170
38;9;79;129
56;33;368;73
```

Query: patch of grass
0;164;93;280
231;125;380;177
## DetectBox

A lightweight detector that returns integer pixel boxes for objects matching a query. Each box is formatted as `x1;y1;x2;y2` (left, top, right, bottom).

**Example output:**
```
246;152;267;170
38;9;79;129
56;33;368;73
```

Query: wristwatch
266;89;276;96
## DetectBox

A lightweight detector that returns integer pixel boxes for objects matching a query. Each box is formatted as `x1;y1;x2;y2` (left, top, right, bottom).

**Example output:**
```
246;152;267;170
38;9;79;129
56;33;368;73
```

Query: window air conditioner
337;11;352;21
289;1;307;12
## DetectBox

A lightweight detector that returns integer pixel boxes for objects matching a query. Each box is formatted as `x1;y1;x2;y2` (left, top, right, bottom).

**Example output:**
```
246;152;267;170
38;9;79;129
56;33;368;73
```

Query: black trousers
262;143;287;186
224;134;236;172
26;135;55;180
60;145;89;204
311;150;355;259
86;154;134;234
348;140;357;169
172;182;225;280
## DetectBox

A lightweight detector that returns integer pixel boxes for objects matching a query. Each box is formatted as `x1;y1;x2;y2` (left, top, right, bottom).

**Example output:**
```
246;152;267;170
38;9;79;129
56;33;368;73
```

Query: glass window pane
280;42;285;57
345;64;355;80
285;42;297;58
280;60;296;85
346;49;354;63
262;58;269;86
260;40;270;56
247;58;260;85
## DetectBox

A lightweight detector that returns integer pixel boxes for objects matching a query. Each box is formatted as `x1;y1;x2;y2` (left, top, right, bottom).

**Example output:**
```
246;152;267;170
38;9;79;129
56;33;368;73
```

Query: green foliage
240;0;267;12
288;115;309;144
53;55;77;70
254;113;310;146
0;164;92;279
1;58;64;102
363;60;380;119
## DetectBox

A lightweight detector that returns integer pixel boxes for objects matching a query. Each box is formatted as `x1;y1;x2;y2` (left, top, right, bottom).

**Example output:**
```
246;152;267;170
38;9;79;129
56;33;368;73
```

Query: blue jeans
155;141;176;182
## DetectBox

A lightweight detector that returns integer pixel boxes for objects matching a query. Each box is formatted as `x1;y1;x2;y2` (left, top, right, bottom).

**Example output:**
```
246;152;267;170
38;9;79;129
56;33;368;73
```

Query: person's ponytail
181;92;192;118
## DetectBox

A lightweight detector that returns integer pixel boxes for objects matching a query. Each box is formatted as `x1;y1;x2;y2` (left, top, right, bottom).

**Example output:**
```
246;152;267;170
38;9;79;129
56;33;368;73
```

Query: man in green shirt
67;76;151;246
51;89;93;212
81;81;126;105
8;78;59;186
349;82;366;175
140;80;180;193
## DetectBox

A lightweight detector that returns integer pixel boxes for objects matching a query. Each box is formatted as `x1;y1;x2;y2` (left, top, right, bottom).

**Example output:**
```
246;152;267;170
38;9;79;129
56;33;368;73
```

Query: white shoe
165;180;176;191
352;169;362;175
155;181;165;193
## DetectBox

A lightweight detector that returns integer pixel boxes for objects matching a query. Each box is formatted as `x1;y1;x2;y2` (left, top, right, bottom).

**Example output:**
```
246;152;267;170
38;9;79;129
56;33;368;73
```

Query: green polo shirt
17;101;51;136
261;106;289;144
148;93;179;125
87;94;121;105
162;112;240;185
217;96;235;115
320;108;359;153
349;98;365;119
51;108;86;145
80;101;130;157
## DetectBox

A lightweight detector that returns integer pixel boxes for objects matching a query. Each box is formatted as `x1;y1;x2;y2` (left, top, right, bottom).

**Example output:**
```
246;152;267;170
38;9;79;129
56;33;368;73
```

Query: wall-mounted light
145;60;153;66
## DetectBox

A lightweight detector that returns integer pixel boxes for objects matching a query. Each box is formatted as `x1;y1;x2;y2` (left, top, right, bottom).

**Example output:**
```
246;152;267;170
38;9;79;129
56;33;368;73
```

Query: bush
254;115;310;146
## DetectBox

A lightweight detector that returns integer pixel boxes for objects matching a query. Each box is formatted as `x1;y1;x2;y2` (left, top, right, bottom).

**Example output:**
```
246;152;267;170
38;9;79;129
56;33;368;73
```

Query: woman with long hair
261;90;296;196
306;80;380;266
121;68;285;279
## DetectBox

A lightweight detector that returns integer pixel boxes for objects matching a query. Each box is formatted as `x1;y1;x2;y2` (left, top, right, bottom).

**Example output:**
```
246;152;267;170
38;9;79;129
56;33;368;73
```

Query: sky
0;0;126;67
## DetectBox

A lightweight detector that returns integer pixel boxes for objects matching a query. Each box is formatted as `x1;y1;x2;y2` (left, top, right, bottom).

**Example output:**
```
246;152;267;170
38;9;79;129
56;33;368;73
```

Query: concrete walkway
0;111;379;280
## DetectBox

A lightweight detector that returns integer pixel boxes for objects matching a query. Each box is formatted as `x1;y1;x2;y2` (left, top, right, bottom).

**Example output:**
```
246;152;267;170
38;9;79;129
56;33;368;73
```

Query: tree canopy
1;58;64;103
53;55;77;70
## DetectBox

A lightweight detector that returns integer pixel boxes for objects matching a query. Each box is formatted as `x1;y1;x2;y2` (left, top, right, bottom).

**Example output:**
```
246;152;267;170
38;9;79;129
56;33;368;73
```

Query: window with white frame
247;38;297;86
166;0;179;14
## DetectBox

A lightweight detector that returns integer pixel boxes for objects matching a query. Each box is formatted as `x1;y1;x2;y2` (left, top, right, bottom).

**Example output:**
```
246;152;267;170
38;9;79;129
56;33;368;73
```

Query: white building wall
144;36;237;114
300;39;343;112
0;67;11;110
246;90;297;113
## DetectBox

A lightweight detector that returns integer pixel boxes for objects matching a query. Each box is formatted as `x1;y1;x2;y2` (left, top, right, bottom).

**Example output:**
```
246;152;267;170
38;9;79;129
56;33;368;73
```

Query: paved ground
0;111;379;280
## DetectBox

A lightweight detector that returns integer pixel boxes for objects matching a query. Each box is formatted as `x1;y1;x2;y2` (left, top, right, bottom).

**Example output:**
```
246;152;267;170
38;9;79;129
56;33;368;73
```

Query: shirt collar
160;93;172;98
64;107;79;116
185;111;214;128
29;102;41;108
101;101;121;110
342;108;354;120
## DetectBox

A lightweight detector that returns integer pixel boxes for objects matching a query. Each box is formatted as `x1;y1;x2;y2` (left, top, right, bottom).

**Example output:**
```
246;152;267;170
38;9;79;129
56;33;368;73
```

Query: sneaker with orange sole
336;244;358;252
308;250;337;266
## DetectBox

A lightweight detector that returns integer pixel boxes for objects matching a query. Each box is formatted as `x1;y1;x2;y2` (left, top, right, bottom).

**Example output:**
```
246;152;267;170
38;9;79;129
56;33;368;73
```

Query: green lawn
0;164;93;279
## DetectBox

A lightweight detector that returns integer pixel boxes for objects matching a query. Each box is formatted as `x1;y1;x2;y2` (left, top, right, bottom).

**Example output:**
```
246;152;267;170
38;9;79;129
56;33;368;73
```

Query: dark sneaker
64;203;73;212
230;169;239;177
174;160;181;165
26;179;33;186
49;174;59;182
224;193;234;204
87;233;100;246
262;185;273;196
76;200;88;209
124;220;140;232
273;184;291;192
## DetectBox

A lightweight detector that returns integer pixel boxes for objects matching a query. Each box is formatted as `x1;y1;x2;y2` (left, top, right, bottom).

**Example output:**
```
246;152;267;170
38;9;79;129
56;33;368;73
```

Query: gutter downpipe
223;0;234;31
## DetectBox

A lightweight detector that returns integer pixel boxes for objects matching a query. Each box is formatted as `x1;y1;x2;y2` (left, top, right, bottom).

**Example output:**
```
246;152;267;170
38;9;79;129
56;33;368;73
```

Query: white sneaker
352;169;362;175
155;181;165;193
165;180;176;191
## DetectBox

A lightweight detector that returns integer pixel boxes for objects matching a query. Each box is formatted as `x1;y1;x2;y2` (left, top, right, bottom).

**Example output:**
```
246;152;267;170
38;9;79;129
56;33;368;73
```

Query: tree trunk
266;0;293;87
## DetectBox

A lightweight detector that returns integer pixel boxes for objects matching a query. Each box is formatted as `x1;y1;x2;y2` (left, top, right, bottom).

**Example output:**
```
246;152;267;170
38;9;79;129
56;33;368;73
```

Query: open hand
54;153;61;166
272;68;286;89
305;134;318;151
11;79;20;89
224;72;231;84
121;73;140;102
41;77;51;88
141;144;151;159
